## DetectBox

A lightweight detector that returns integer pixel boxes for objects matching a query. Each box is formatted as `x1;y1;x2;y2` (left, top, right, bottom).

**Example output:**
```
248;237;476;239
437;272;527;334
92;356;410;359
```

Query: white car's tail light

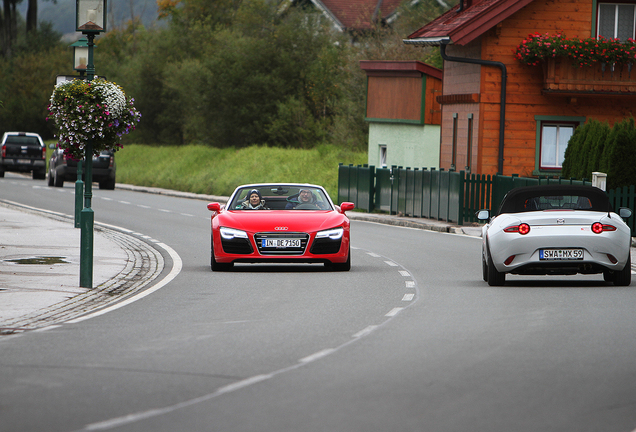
504;223;530;235
592;222;616;234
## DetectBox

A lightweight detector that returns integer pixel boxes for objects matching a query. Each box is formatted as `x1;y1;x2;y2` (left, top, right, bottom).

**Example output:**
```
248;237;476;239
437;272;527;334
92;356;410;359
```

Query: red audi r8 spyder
207;183;355;271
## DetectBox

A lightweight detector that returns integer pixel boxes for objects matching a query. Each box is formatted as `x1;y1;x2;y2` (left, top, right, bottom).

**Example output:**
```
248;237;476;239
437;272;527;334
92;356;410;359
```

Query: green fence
337;164;633;225
608;185;636;234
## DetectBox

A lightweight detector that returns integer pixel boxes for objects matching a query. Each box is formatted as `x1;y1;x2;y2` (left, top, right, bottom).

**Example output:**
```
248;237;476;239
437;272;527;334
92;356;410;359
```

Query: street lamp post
76;0;106;288
70;37;88;228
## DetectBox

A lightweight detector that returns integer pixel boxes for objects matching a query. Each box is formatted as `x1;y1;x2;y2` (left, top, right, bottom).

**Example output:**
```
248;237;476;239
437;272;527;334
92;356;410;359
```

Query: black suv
0;132;46;179
48;145;117;190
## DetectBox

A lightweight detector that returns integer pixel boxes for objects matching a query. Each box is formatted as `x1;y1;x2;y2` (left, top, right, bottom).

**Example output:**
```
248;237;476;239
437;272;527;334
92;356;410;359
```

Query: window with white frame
540;123;576;169
379;145;387;168
597;2;636;40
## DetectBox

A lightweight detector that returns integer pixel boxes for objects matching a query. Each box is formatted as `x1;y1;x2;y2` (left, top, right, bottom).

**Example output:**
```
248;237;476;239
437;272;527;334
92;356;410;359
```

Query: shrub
606;118;636;190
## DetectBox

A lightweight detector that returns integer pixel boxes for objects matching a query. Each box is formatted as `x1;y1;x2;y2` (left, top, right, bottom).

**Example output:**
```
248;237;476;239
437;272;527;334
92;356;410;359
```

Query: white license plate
539;249;583;260
262;239;301;248
17;159;31;164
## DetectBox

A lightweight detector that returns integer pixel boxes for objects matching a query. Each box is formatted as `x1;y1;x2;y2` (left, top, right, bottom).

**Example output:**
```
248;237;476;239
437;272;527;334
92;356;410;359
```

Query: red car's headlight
503;223;530;235
316;227;344;240
220;227;248;239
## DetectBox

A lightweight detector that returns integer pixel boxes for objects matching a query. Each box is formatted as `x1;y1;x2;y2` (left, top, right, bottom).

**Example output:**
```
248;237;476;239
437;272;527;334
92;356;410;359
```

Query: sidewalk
0;201;164;334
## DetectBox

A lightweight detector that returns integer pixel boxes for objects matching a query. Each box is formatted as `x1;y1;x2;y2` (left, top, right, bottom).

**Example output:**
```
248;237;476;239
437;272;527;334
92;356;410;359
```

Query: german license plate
262;239;301;248
17;159;31;165
539;249;583;260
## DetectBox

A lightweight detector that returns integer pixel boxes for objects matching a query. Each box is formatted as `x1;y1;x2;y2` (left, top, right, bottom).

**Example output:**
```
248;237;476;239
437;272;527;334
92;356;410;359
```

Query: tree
561;122;584;179
606;117;636;190
26;0;36;33
1;0;18;57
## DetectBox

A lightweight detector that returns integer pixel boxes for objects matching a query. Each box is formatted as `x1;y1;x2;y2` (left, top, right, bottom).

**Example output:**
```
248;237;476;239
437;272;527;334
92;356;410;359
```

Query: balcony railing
542;58;636;96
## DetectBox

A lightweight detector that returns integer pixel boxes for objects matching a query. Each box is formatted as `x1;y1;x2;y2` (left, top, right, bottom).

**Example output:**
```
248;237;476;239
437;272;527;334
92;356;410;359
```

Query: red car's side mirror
207;202;222;212
339;202;355;213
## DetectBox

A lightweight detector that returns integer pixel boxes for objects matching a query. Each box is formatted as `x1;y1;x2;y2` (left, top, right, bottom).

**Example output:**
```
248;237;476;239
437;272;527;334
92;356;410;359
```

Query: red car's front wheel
211;234;233;272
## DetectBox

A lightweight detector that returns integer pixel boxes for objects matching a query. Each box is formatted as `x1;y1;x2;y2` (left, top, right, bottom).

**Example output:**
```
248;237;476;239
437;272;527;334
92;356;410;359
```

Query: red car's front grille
254;232;309;255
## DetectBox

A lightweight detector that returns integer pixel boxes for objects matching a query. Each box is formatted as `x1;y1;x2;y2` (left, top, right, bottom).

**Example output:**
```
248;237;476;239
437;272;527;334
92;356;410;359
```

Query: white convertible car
478;185;633;286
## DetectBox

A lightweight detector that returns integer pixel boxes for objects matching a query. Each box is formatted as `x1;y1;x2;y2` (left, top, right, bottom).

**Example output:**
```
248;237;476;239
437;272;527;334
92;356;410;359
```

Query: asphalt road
1;174;636;432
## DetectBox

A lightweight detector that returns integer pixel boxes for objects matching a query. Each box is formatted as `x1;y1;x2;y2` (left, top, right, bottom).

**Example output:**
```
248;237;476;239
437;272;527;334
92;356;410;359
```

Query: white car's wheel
482;251;488;282
613;253;631;286
487;248;505;286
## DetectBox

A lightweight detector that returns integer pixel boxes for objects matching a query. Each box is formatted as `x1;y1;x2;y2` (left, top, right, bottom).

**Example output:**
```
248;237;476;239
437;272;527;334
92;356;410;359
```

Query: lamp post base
79;207;94;288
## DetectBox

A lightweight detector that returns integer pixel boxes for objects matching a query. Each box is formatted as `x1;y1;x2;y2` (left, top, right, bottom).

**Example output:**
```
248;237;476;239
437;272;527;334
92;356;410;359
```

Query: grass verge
114;144;367;198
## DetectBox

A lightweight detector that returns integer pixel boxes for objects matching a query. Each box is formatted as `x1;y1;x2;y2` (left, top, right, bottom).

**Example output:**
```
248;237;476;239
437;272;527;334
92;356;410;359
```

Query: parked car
48;145;116;190
478;184;632;286
207;183;355;271
0;132;46;179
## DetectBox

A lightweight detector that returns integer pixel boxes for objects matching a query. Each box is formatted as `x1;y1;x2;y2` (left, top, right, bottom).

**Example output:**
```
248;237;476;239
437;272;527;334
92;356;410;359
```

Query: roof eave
406;0;535;46
403;36;451;47
309;0;346;32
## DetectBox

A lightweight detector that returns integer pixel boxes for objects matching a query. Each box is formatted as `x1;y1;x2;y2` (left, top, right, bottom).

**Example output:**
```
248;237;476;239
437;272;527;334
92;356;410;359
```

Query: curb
0;201;167;332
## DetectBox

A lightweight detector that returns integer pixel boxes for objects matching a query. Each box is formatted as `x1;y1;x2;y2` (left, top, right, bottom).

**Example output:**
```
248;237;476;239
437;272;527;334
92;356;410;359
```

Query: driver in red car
286;189;317;209
239;189;269;210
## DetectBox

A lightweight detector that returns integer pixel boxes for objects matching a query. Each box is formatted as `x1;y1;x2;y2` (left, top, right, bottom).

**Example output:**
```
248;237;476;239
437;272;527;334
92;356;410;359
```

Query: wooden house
404;0;636;177
360;60;443;169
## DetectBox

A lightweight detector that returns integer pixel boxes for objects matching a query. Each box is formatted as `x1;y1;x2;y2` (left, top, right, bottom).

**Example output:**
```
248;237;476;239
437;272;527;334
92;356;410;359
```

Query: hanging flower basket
47;78;141;161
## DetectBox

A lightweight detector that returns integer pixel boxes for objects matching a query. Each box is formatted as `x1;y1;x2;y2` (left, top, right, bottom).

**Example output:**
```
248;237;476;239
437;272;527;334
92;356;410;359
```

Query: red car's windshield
229;186;333;211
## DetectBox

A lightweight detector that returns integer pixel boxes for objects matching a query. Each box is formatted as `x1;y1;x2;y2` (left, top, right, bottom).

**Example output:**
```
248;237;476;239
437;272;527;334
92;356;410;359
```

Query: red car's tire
327;246;351;271
211;234;233;272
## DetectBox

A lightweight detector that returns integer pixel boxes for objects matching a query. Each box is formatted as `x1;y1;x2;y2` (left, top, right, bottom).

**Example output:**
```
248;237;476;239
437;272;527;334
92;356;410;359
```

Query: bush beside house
562;118;636;190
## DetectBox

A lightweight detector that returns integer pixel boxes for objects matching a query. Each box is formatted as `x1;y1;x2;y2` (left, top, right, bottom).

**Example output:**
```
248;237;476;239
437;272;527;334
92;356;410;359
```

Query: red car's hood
216;210;348;233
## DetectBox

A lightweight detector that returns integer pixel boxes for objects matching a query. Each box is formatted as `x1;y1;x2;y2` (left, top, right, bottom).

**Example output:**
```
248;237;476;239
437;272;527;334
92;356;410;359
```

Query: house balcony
542;58;636;97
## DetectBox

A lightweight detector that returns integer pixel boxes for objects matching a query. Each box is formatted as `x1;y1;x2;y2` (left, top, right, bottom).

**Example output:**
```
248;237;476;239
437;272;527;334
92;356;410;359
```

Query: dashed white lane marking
398;270;410;277
299;348;336;364
180;213;193;217
367;252;381;257
216;374;274;395
158;209;171;213
137;204;151;209
118;201;131;205
101;197;113;201
385;307;404;317
402;293;415;301
353;325;378;338
76;246;419;431
406;280;415;288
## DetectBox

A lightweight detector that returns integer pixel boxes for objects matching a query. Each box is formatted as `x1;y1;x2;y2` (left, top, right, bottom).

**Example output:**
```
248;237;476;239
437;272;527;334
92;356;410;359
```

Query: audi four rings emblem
275;227;288;230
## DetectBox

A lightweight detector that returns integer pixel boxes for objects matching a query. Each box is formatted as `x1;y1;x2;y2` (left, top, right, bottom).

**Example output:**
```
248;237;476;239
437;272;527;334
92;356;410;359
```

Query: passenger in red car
239;189;269;210
286;189;316;209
